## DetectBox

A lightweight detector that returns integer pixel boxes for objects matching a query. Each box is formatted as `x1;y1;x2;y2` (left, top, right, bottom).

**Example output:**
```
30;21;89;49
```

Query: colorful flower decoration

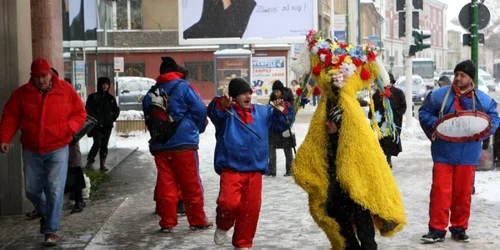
305;30;379;87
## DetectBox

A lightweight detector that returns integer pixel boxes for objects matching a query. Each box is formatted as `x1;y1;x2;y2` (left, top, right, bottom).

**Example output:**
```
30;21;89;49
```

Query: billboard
251;57;286;96
179;0;318;45
74;60;87;103
214;52;252;96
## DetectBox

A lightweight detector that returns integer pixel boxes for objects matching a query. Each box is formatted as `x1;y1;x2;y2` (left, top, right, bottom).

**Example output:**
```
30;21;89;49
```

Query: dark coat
65;142;86;193
269;88;296;149
85;89;120;128
369;86;407;156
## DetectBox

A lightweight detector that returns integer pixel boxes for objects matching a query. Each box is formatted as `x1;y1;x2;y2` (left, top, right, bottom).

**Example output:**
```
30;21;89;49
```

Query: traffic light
413;29;431;51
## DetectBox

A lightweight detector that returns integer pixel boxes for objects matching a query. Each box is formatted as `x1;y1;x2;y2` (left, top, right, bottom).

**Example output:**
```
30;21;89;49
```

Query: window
123;62;145;77
115;0;142;30
97;62;145;83
185;61;214;82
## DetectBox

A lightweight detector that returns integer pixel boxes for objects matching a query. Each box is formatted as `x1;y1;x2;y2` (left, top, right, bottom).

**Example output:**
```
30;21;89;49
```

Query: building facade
360;1;383;46
64;0;293;101
380;0;448;76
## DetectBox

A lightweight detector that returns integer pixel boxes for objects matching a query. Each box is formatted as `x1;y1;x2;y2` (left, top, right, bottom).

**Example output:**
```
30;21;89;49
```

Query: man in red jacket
0;58;86;246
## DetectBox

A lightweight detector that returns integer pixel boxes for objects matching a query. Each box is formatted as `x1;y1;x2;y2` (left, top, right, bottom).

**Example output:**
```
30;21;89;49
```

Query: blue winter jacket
142;73;207;152
419;86;500;165
207;98;294;174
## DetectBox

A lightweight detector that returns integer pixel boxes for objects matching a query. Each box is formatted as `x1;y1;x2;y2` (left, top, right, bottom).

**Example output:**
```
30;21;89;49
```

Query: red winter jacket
0;76;86;153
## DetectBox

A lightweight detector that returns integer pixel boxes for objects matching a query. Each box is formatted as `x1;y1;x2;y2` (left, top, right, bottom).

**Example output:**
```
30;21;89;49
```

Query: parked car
395;75;430;104
116;77;156;110
478;69;496;92
448;75;489;95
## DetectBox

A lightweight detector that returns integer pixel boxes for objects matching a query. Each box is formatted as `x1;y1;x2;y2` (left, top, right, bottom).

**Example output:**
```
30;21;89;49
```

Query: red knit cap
31;58;52;76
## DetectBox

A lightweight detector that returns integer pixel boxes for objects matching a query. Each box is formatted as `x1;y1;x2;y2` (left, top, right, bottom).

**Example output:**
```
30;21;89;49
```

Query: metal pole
330;0;334;38
404;0;413;128
346;0;349;43
471;0;479;84
357;0;361;44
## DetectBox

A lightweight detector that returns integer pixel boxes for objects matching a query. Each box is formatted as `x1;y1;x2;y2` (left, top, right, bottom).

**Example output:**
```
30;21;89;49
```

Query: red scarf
379;86;392;98
232;103;254;124
451;82;475;111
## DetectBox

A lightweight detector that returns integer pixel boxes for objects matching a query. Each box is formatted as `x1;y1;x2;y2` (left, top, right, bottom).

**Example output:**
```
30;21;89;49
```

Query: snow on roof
214;49;253;55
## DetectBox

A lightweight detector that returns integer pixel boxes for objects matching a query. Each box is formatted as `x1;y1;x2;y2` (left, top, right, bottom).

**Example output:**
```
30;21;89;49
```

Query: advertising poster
214;56;251;96
251;57;286;96
179;0;318;44
74;60;86;103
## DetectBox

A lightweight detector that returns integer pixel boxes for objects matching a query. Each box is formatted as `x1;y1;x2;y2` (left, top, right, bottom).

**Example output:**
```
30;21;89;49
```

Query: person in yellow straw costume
291;30;406;250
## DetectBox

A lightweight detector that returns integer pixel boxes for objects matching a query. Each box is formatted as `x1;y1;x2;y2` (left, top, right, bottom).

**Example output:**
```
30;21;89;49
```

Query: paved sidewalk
0;147;137;250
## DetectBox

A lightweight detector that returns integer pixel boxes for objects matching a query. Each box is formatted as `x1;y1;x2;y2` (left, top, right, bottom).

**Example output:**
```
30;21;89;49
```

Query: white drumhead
435;115;490;138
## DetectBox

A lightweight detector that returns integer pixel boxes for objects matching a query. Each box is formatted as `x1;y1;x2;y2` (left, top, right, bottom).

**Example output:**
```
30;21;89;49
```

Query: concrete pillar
0;0;33;215
30;0;64;74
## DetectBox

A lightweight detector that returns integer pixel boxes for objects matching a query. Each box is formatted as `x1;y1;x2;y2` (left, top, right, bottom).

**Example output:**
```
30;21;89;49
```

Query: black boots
86;158;95;169
99;157;108;171
71;201;86;214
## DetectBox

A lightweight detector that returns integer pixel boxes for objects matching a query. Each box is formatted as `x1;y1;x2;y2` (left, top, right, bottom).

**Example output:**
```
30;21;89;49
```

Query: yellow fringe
292;61;406;250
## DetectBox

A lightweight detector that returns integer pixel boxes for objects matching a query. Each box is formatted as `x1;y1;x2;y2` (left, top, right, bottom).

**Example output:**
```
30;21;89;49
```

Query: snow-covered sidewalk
104;105;500;249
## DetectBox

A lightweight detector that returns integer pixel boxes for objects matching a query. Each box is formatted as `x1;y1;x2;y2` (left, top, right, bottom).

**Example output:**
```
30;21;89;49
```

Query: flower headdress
307;30;379;87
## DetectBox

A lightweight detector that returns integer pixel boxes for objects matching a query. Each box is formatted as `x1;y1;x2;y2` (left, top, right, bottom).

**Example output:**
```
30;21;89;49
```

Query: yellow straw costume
292;31;406;250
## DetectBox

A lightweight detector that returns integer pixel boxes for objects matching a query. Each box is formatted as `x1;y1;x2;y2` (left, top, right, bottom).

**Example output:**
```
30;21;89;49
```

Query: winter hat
51;67;59;77
388;73;396;84
97;77;111;91
438;76;451;86
31;58;52;76
454;60;476;79
159;56;179;74
272;80;284;92
178;65;189;79
228;78;252;98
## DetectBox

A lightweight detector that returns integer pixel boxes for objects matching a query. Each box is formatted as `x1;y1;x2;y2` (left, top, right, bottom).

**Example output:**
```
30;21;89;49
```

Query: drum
434;111;491;142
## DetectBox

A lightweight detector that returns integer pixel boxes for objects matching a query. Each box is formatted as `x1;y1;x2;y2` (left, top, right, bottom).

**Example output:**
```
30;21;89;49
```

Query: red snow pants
216;169;262;248
154;150;208;228
428;162;475;232
154;183;182;202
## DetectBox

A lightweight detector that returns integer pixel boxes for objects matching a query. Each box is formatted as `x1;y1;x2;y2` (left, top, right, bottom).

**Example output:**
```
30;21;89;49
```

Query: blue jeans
23;146;69;234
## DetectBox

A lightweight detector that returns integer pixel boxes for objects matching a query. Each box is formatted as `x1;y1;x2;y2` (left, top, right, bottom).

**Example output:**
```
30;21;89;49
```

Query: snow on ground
117;110;144;120
114;103;500;249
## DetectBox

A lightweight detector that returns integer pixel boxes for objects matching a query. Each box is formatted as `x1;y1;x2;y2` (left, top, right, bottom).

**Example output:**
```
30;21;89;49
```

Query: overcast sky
441;0;496;31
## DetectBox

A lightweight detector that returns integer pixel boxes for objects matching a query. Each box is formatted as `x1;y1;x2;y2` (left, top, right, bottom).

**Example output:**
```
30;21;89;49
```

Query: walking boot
86;158;95;169
100;158;109;172
177;201;186;216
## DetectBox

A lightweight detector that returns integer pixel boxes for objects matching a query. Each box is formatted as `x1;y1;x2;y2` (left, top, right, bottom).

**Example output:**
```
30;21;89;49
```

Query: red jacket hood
156;72;184;85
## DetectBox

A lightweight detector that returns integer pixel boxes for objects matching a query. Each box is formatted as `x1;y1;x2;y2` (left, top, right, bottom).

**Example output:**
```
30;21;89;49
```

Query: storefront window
185;61;214;82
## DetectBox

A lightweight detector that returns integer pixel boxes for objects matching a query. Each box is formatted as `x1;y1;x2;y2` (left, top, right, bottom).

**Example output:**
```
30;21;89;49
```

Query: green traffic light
412;29;432;52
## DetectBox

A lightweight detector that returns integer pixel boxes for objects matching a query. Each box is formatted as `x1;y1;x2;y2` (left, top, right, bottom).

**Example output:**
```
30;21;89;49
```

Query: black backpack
145;81;182;144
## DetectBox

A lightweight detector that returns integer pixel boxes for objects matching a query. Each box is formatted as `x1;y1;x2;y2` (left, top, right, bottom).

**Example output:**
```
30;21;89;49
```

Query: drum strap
439;87;484;119
439;87;453;119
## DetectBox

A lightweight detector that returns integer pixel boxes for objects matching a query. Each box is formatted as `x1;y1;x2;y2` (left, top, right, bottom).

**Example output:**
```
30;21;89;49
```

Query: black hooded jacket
85;81;120;128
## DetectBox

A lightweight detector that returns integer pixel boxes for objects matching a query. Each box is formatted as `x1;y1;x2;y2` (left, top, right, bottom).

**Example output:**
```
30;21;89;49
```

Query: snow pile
401;117;428;141
117;110;144;120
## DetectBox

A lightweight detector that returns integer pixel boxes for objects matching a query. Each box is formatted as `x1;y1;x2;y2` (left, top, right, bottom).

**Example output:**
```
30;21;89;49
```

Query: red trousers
154;183;182;202
216;170;262;248
154;150;208;228
429;162;475;232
